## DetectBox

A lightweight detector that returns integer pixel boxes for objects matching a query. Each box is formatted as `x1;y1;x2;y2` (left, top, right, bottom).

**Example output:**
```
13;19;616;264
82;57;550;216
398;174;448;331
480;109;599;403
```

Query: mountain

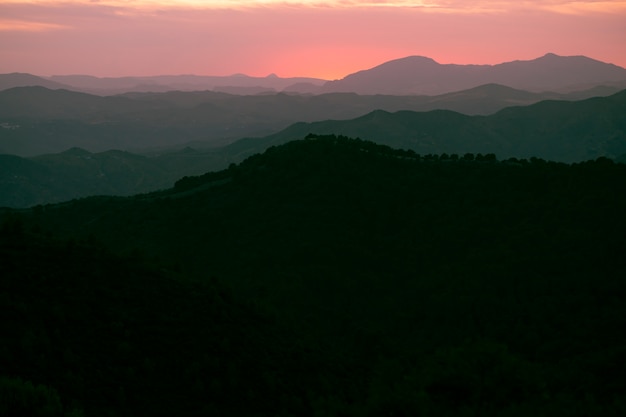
6;54;625;96
2;84;623;157
45;73;327;95
0;147;228;208
0;72;75;91
230;89;626;163
4;136;625;416
321;53;626;95
2;89;625;207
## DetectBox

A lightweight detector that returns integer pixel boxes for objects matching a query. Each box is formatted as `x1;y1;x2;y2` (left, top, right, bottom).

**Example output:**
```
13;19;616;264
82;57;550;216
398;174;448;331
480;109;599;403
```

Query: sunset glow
7;0;626;12
1;0;625;78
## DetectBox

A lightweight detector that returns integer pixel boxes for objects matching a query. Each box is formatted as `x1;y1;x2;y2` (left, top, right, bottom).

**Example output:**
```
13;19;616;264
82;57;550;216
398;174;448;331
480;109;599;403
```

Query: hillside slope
230;89;626;163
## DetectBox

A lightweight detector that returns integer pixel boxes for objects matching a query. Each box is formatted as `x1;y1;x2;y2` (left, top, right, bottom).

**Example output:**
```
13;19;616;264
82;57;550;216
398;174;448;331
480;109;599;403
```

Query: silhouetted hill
6;136;625;415
0;227;344;416
321;53;626;95
0;73;75;91
0;86;152;119
0;147;230;208
231;89;626;163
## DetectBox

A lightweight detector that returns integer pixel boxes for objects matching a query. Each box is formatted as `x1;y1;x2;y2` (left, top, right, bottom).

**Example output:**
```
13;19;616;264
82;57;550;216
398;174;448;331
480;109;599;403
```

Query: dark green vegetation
2;89;626;208
1;221;338;417
3;135;626;416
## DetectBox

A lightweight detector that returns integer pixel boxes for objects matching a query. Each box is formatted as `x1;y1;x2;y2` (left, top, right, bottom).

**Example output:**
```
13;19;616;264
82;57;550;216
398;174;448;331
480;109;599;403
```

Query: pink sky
1;1;625;80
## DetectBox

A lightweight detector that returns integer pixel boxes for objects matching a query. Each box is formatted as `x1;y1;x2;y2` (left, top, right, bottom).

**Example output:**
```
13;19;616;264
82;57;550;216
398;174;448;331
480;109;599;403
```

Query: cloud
6;0;626;13
0;18;67;31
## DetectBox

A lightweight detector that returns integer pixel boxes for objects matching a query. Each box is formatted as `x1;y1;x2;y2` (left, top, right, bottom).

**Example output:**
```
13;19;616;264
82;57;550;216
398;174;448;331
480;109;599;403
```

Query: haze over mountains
2;89;625;208
2;53;625;96
1;82;625;158
226;89;626;164
0;72;326;96
1;52;626;208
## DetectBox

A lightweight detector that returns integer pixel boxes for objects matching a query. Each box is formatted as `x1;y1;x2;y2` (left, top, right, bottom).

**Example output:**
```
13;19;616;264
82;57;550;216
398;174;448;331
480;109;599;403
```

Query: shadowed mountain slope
0;226;348;417
229;89;626;163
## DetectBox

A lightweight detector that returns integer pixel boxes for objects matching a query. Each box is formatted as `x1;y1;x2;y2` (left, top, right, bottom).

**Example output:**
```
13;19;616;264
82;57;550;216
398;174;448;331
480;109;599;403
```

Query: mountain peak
404;55;439;63
381;55;439;68
61;147;92;156
322;53;626;95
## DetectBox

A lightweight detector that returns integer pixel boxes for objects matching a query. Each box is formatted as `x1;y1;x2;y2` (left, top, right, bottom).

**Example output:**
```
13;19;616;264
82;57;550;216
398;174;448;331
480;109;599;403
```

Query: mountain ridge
228;88;626;163
2;82;624;157
2;89;625;208
321;53;626;95
4;53;625;96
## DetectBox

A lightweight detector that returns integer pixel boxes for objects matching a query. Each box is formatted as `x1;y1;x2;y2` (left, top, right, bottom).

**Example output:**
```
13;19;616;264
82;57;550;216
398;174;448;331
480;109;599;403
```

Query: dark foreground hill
0;226;345;417
5;135;626;416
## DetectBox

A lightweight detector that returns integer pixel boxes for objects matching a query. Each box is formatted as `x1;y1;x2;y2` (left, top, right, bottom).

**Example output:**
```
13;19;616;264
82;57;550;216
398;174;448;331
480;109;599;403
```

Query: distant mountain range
225;89;626;164
2;89;625;208
321;53;626;95
0;72;326;96
1;83;624;157
2;53;625;96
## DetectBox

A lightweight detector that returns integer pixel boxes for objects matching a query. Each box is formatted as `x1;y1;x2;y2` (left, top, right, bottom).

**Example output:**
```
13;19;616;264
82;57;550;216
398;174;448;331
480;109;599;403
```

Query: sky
1;0;625;80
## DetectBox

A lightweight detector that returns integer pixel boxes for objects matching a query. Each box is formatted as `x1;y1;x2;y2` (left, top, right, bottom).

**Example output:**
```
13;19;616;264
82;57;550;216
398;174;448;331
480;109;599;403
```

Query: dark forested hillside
3;135;626;416
0;226;348;417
